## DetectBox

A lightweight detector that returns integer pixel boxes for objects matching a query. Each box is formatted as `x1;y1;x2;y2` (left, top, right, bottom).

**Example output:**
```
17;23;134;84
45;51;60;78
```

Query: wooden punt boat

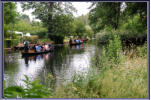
22;49;53;56
69;42;83;45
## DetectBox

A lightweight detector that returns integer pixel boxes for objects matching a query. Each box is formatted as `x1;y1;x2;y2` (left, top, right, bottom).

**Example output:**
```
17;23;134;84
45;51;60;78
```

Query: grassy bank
50;56;147;98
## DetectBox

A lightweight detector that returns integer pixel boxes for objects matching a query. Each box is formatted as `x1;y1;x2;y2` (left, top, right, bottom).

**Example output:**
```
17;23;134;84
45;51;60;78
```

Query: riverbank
51;56;147;98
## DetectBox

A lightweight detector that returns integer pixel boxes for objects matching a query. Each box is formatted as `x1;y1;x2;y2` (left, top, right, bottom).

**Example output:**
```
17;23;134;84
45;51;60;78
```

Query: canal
4;41;97;88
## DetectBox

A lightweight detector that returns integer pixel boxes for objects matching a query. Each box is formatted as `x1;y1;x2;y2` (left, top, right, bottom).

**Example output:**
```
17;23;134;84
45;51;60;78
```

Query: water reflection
22;53;52;67
4;43;96;88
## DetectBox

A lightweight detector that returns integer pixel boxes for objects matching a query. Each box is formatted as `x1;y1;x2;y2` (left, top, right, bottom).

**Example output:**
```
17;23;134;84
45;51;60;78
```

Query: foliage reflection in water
4;43;96;88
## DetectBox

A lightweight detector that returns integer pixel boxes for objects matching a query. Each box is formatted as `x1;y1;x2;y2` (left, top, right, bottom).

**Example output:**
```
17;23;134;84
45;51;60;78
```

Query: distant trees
89;2;147;45
77;14;89;26
71;14;94;38
20;14;30;22
124;2;147;28
72;19;86;37
88;2;147;33
89;2;122;33
21;2;76;44
14;20;47;36
4;2;18;39
4;2;18;25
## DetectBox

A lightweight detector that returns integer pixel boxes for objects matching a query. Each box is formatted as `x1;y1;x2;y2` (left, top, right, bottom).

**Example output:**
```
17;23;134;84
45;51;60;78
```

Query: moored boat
22;49;53;56
69;42;83;45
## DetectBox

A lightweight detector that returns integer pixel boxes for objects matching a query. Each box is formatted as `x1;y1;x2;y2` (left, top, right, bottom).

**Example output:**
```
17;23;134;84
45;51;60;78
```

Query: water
4;42;96;88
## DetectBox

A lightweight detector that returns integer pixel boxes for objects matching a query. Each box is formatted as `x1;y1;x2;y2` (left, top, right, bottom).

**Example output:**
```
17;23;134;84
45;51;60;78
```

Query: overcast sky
17;2;92;21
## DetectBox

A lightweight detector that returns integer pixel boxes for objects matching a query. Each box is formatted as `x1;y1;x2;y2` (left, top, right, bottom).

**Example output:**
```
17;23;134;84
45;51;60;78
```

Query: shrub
37;38;53;44
22;36;38;44
136;42;147;57
37;31;47;39
4;39;19;48
96;30;114;45
4;75;51;98
106;34;122;63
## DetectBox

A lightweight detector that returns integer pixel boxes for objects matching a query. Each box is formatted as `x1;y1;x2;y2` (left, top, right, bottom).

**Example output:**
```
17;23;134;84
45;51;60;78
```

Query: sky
17;2;92;21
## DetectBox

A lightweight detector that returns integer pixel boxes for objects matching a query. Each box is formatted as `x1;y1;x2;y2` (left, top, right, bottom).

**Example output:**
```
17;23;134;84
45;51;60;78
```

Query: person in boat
78;39;81;43
35;45;38;51
80;38;83;43
24;40;29;52
75;39;79;44
45;44;48;51
74;39;76;43
69;37;72;44
43;43;47;51
29;45;33;50
36;45;41;52
33;45;36;52
41;44;44;51
39;44;43;51
48;44;52;50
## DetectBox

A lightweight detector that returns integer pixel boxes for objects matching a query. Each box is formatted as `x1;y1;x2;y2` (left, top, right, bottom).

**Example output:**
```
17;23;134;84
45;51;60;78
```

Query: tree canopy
21;2;76;43
4;2;18;25
88;2;147;33
89;2;121;33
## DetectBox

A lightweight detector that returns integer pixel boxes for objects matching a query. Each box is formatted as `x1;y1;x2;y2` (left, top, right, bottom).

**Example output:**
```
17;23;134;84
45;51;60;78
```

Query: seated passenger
80;39;83;43
42;44;46;51
45;44;48;50
36;46;41;52
33;45;36;52
76;39;79;43
79;39;81;43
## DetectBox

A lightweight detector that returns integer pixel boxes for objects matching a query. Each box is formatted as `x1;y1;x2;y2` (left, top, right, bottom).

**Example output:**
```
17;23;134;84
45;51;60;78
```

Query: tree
77;14;89;26
85;25;94;38
89;2;122;33
50;13;74;43
124;2;147;28
21;2;76;44
72;19;86;37
4;2;18;38
4;2;18;24
20;14;30;22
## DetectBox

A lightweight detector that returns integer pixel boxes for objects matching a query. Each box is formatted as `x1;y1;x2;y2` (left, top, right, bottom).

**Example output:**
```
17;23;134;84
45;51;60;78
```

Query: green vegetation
4;75;51;98
89;2;147;46
21;2;75;44
4;2;19;47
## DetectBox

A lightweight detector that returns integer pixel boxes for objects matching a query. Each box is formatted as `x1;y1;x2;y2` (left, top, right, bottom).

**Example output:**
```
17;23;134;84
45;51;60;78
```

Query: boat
69;42;83;45
22;49;53;56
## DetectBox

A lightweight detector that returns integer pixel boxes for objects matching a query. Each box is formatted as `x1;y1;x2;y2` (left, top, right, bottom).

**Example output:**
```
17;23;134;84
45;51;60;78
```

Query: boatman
24;40;29;53
69;37;72;44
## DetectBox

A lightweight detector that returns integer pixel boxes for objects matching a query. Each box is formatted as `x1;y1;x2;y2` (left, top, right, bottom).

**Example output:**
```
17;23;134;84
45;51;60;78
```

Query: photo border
0;0;150;100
